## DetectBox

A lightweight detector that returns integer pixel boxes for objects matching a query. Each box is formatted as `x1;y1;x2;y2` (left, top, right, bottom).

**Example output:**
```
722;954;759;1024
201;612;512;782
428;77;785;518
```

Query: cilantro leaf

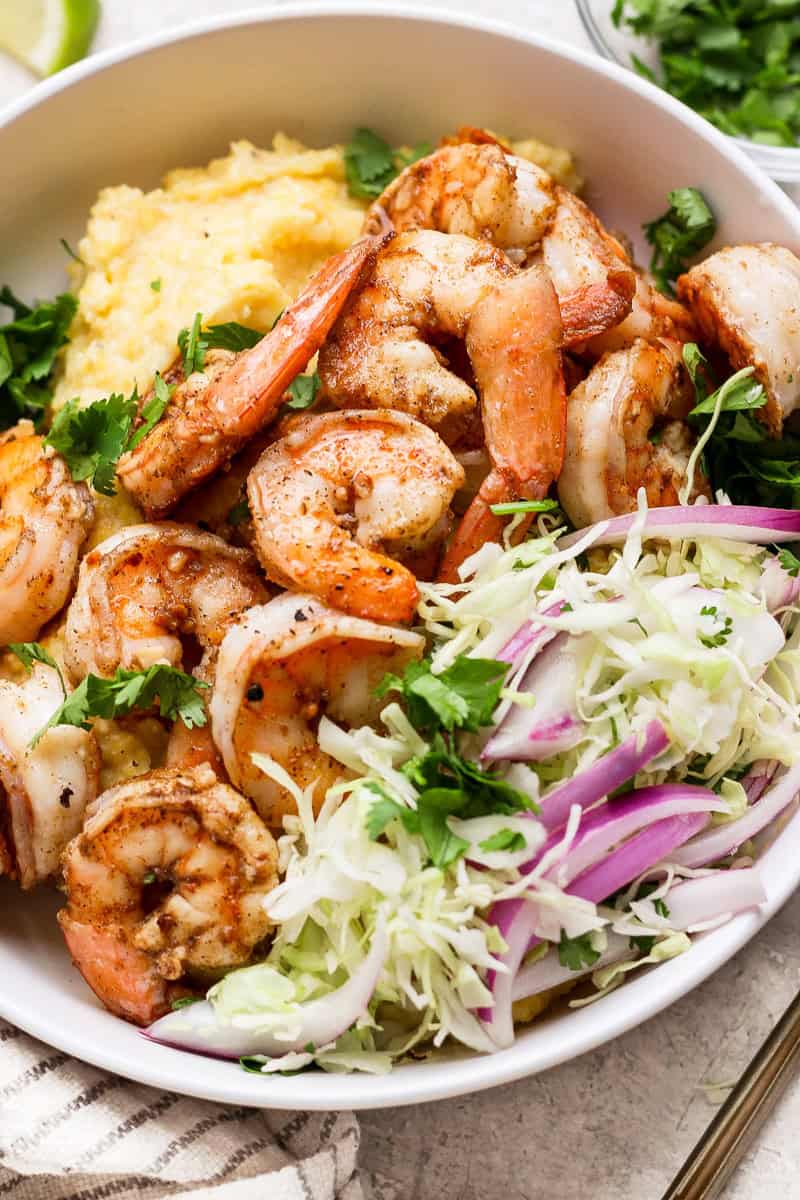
227;497;251;526
779;547;800;577
479;828;527;853
32;664;209;746
171;995;202;1010
60;238;83;265
150;278;162;293
7;642;66;694
644;187;716;294
45;391;139;496
344;128;398;198
377;655;509;733
365;791;410;841
558;930;600;972
286;373;321;411
126;373;173;451
0;288;77;429
203;322;264;353
417;789;470;868
177;312;208;375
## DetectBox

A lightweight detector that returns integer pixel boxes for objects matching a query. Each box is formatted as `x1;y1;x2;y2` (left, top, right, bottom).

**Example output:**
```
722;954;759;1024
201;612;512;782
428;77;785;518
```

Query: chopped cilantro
344;127;430;199
203;322;264;353
558;930;600;971
227;497;251;526
126;373;173;452
7;642;66;694
60;238;83;265
376;655;509;734
488;498;559;516
286;372;321;411
150;278;162;292
479;828;527;853
45;390;139;495
177;312;208;375
698;608;733;648
32;664;209;747
0;286;77;429
142;870;157;885
779;547;800;577
171;995;203;1010
643;187;716;295
614;3;800;149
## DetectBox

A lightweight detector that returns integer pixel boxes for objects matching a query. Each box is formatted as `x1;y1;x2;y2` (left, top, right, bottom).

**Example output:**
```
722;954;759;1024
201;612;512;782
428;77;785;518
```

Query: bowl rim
2;1;800;1111
573;0;800;169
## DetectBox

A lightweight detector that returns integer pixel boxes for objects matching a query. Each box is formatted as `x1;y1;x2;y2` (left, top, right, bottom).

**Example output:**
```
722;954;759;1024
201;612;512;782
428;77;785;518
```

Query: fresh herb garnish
32;664;209;747
0;287;77;429
488;499;559;516
7;642;66;694
343;127;431;199
150;278;162;292
643;187;716;295
779;547;800;577
558;930;601;972
45;390;139;495
177;312;207;375
126;373;173;452
203;322;264;353
171;995;203;1010
227;497;252;526
479;828;527;853
377;655;510;734
286;372;321;411
613;2;800;149
60;238;83;265
699;610;733;649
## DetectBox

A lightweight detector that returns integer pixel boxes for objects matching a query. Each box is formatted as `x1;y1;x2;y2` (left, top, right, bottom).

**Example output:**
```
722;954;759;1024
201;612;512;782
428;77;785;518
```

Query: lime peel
0;0;100;78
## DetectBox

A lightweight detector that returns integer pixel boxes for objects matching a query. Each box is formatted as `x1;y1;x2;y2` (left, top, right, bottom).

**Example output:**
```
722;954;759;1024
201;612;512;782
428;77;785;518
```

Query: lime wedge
0;0;100;77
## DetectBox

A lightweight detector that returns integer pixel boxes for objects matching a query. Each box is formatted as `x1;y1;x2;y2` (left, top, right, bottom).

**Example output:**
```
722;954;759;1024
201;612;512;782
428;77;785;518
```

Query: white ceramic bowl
1;4;799;1112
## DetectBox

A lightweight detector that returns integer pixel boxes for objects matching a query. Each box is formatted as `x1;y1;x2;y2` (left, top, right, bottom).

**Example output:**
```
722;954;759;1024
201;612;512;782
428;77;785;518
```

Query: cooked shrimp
540;189;694;354
58;764;278;1024
0;422;94;644
64;523;268;681
116;233;385;518
438;265;567;579
0;664;99;889
364;141;557;259
247;409;464;622
677;244;800;435
209;593;424;826
319;229;521;430
557;338;711;528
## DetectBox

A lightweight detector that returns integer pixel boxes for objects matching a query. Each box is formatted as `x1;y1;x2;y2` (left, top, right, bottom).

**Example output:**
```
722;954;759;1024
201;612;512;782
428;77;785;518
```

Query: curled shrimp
116;233;385;518
438;265;567;580
0;664;99;889
557;338;711;528
364;140;557;259
0;421;94;644
247;409;464;623
677;243;800;435
318;229;519;430
209;592;424;826
64;523;268;681
59;764;278;1024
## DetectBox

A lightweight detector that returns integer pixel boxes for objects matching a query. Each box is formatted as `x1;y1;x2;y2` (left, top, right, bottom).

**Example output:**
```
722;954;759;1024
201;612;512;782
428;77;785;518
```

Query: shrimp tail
560;267;636;347
58;913;189;1024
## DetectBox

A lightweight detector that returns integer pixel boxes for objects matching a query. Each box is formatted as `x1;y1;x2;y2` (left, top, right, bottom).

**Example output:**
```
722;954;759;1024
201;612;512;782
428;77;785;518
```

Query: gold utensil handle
661;988;800;1200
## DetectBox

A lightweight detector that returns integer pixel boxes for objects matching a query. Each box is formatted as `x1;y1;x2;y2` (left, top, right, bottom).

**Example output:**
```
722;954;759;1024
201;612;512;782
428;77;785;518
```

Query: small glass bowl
575;0;800;184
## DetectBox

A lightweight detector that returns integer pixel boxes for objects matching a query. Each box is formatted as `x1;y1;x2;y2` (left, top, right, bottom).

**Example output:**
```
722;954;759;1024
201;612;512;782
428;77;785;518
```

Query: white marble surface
3;2;799;1196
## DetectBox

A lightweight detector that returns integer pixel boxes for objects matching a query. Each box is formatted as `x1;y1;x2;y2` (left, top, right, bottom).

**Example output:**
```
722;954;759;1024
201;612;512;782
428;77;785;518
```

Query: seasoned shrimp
247;409;464;622
209;593;424;826
64;523;268;681
557;339;711;528
540;189;694;353
364;140;557;259
0;422;94;644
116;233;385;518
0;664;99;889
677;244;800;435
59;764;278;1024
438;265;567;579
319;229;519;430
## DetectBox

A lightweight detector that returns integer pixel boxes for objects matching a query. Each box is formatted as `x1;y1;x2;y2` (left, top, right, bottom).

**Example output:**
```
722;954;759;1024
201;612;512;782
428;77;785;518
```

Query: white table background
3;2;800;1196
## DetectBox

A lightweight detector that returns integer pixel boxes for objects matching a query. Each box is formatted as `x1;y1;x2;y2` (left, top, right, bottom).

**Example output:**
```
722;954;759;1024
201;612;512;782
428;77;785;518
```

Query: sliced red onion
144;916;387;1060
560;505;800;551
497;600;565;667
761;555;800;612
538;720;669;830
482;633;585;762
530;784;722;888
480;809;710;1044
670;761;800;868
638;868;766;930
742;760;778;804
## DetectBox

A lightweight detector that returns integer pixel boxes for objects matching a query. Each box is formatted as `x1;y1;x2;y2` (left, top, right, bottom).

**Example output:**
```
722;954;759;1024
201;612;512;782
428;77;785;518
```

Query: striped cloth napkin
0;1019;364;1200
